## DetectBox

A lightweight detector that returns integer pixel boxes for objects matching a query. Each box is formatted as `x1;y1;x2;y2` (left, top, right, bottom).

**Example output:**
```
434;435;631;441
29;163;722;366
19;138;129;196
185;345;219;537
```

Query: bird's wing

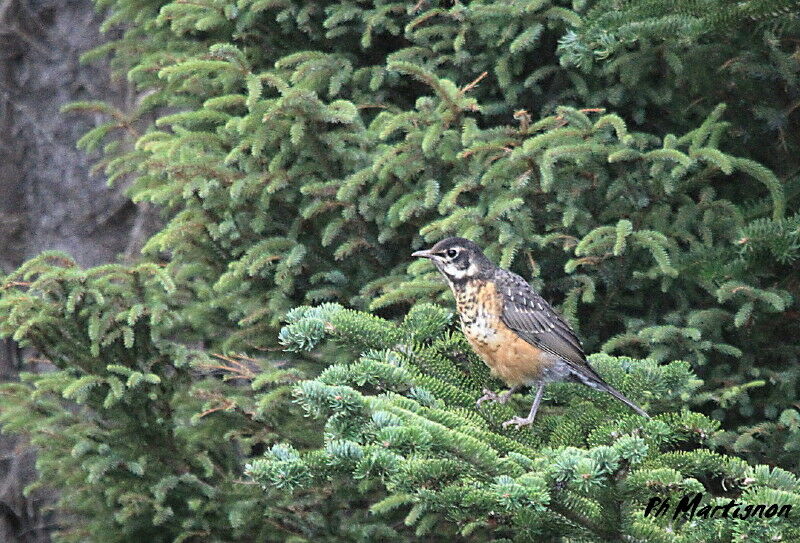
494;268;604;382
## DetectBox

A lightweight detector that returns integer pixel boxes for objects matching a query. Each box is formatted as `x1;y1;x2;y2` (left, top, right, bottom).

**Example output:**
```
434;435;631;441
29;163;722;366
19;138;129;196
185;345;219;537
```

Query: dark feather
495;271;649;418
494;268;606;384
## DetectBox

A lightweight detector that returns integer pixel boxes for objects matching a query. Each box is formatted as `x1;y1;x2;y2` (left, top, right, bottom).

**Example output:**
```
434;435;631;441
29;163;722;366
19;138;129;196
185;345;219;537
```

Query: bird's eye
446;248;458;258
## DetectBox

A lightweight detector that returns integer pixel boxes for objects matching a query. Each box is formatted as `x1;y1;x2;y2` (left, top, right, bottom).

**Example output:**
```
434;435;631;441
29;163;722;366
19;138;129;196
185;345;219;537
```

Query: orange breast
455;280;549;386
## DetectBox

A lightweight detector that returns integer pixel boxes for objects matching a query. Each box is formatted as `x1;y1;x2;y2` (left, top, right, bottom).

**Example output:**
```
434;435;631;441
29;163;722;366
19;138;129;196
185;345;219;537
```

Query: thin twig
460;71;488;95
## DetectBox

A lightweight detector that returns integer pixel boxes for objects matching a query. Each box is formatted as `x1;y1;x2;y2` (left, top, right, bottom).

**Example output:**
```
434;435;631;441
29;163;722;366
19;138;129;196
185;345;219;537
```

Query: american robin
412;237;649;428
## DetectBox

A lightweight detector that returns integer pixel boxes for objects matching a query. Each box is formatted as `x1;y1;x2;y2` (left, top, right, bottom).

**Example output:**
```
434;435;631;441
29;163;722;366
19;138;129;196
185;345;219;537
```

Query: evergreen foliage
558;0;800;174
68;0;799;454
0;256;427;541
0;254;309;541
0;0;798;539
250;303;800;541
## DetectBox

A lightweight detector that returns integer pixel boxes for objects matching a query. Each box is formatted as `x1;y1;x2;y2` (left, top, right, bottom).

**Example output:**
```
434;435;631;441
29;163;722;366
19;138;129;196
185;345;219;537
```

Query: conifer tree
0;0;798;540
249;302;800;541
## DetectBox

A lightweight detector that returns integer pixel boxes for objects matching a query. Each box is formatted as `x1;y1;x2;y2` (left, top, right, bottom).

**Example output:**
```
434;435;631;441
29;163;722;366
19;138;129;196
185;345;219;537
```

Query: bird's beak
412;249;435;259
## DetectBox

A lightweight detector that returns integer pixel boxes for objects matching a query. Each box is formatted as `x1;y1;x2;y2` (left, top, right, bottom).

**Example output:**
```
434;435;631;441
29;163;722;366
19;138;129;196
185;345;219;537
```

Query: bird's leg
476;385;520;407
502;384;545;428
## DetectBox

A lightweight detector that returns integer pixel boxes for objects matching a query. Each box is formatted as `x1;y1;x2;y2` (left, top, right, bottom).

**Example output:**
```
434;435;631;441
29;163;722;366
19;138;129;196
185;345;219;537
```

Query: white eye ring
446;248;458;258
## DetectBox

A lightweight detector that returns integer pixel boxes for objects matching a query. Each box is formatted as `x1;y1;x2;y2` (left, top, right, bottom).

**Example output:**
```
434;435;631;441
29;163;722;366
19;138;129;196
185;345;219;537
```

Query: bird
412;237;649;428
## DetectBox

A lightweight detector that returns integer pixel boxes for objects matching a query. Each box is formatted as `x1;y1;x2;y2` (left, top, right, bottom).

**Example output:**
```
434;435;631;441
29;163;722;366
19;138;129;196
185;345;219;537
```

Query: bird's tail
598;381;650;418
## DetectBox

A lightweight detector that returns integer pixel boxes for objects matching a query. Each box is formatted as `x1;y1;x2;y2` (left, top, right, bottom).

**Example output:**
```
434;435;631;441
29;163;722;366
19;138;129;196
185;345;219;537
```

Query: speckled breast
453;280;503;347
451;279;550;386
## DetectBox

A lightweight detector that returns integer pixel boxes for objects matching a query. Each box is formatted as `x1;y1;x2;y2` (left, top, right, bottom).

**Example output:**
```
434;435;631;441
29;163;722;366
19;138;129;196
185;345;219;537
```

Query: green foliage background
1;0;799;541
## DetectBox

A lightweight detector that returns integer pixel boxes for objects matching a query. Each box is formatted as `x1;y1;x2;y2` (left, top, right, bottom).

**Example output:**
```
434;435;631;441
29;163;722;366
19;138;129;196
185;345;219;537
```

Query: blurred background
0;2;154;539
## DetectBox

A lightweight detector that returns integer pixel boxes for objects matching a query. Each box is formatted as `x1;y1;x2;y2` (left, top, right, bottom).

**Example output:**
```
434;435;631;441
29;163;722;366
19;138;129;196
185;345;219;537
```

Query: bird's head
412;237;493;282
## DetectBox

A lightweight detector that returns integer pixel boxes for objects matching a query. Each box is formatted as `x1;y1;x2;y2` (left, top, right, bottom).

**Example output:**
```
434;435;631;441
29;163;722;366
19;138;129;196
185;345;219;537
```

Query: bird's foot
502;415;536;429
476;388;500;407
502;384;543;428
476;387;518;407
